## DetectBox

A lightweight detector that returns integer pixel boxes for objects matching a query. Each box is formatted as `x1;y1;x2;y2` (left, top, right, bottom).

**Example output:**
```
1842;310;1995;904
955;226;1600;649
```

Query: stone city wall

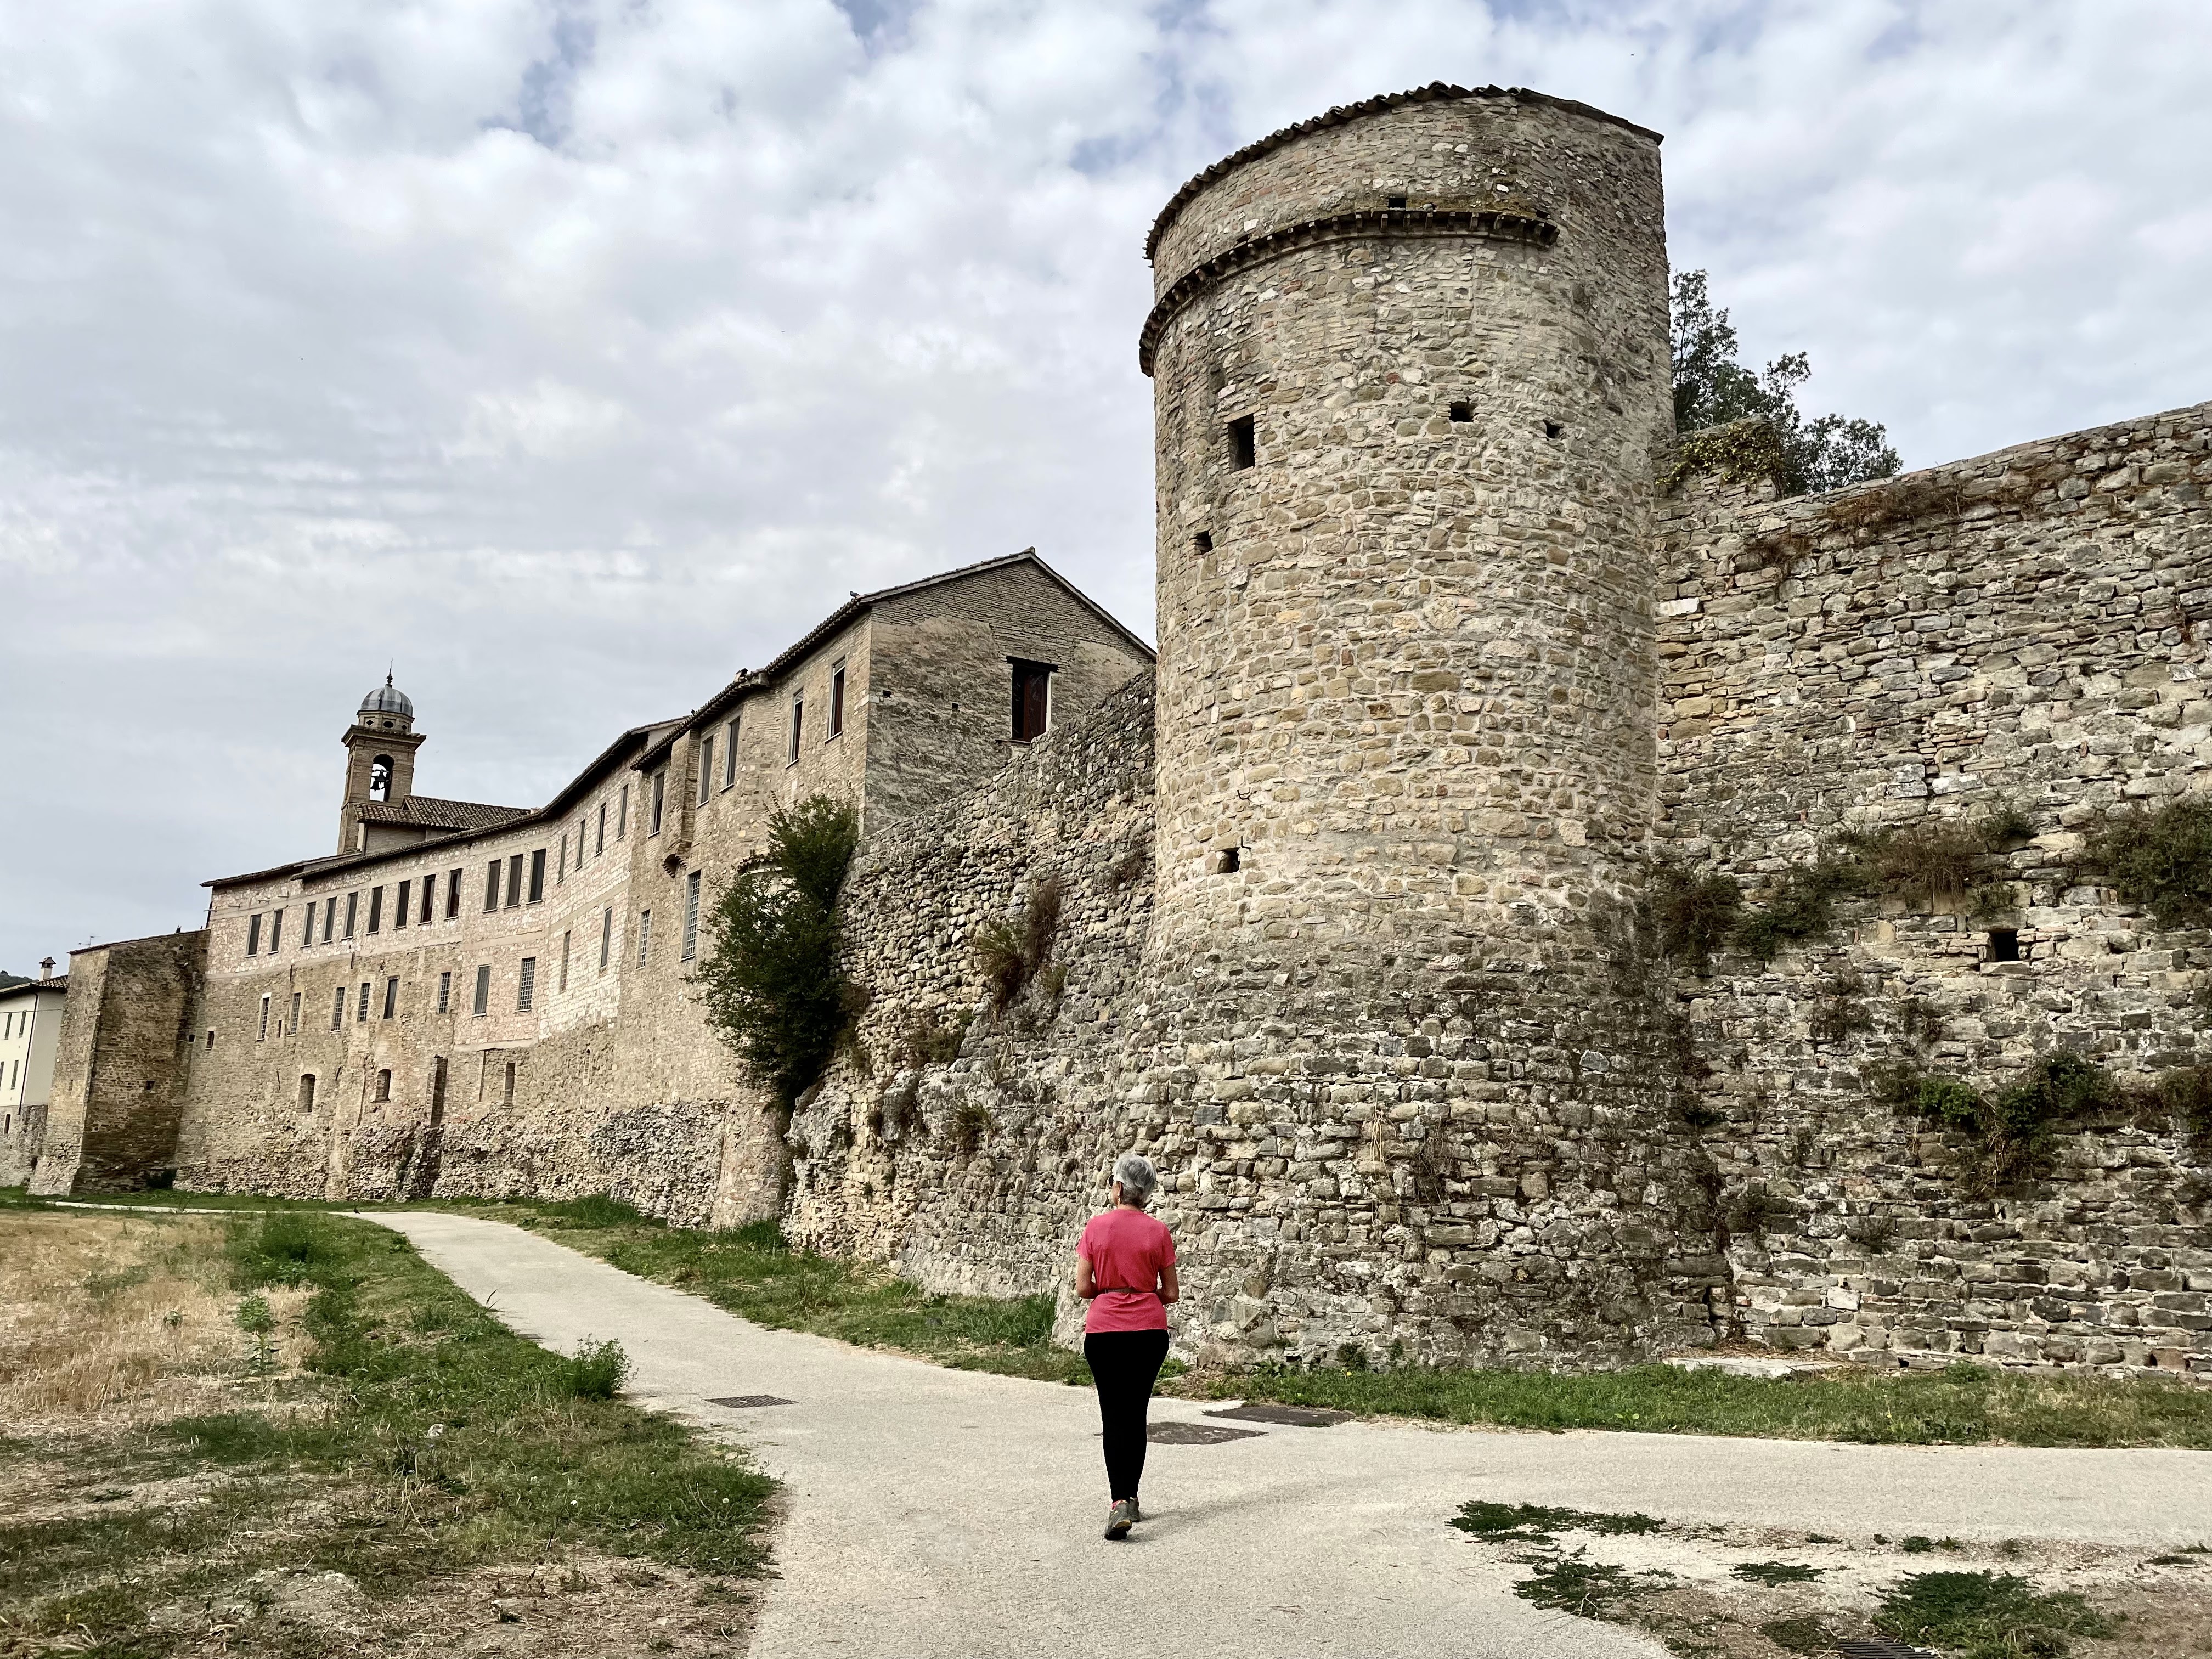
31;932;203;1194
1650;400;2212;1373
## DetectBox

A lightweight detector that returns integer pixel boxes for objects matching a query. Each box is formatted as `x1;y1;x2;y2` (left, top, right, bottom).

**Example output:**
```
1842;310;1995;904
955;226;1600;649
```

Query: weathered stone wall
32;933;203;1194
1651;402;2212;1372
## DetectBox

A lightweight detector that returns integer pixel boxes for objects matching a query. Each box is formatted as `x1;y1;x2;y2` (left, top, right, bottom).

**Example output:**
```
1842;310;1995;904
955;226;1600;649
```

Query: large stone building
29;84;2212;1376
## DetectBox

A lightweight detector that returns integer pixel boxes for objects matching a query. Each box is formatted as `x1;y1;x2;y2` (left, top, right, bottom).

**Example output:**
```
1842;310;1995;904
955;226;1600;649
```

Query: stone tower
337;675;423;851
1136;86;1705;1365
1143;82;1672;953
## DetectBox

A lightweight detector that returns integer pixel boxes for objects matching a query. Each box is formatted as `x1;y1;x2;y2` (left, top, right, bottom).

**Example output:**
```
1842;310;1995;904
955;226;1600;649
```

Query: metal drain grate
1204;1403;1351;1427
706;1395;794;1408
1147;1421;1263;1446
1833;1640;1939;1659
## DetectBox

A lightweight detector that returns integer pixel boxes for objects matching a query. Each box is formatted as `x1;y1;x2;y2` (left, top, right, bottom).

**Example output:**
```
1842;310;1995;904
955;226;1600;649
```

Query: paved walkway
370;1212;2212;1659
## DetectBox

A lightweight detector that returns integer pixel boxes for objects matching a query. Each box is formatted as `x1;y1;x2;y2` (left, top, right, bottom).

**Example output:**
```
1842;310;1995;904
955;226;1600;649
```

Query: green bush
2089;798;2212;928
974;876;1063;1012
560;1339;632;1401
1893;1054;2118;1194
1734;855;1874;961
695;795;861;1108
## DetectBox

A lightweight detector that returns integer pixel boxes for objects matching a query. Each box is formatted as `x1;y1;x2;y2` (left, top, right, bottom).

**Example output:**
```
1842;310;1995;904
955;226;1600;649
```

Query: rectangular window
290;990;301;1032
246;913;262;956
382;977;398;1019
258;994;270;1041
1011;659;1054;742
322;896;336;943
517;957;537;1012
618;783;629;838
430;1056;447;1119
1228;412;1256;470
422;878;437;924
484;861;500;913
650;769;665;836
472;965;490;1017
269;909;283;952
437;969;452;1013
723;717;739;788
505;853;523;908
560;929;572;991
788;693;803;764
558;834;567;882
367;885;383;934
682;871;701;962
357;981;371;1023
527;848;546;902
445;870;461;920
394;880;410;929
698;737;714;806
600;907;612;970
830;662;846;737
504;1060;517;1107
343;891;359;939
596;802;607;855
637;910;652;967
331;986;346;1031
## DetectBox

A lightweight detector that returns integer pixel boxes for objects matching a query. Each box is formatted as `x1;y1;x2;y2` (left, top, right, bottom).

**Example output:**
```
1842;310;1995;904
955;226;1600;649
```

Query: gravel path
368;1211;2212;1659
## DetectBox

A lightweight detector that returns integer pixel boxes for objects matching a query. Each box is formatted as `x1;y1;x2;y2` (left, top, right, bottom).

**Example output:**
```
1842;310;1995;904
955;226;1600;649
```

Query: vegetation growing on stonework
695;794;862;1109
1880;1053;2120;1195
1668;269;1901;497
2087;796;2212;928
974;874;1064;1013
1875;1570;2112;1657
1651;862;1741;975
1731;854;1872;962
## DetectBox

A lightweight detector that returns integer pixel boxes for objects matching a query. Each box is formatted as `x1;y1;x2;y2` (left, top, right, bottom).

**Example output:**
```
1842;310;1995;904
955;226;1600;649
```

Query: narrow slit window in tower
1227;414;1256;471
1988;928;2022;963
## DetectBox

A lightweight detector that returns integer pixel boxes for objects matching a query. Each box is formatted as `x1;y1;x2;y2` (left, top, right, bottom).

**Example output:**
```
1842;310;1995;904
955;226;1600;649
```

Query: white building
1;961;66;1184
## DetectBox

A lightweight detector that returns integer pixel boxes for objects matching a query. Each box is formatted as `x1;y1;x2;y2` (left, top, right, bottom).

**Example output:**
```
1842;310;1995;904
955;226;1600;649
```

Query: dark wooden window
343;892;358;939
527;849;546;903
393;880;410;929
245;913;262;956
269;909;283;952
484;861;500;913
430;1057;447;1122
1011;659;1054;742
650;769;665;836
472;965;490;1017
382;977;398;1019
505;853;523;908
445;870;460;920
830;663;846;737
367;886;383;934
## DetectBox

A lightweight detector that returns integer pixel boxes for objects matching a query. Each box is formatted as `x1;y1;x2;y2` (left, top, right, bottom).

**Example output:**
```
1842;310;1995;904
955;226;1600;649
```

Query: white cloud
2;0;2208;965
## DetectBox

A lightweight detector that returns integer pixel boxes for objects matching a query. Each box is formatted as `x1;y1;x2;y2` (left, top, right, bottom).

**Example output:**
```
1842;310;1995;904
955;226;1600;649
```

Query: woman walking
1075;1153;1178;1540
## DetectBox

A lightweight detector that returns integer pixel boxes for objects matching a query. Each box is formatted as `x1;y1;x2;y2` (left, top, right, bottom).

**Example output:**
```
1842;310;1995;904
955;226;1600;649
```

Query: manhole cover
1205;1403;1352;1427
1833;1641;1938;1659
706;1395;794;1408
1147;1421;1263;1446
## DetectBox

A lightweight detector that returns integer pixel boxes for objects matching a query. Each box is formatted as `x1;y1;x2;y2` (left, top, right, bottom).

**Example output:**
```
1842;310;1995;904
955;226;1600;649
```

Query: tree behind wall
1671;269;1901;496
695;795;861;1109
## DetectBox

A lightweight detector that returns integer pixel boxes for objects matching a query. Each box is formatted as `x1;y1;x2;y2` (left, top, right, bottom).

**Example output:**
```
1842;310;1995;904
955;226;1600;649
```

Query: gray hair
1113;1153;1158;1205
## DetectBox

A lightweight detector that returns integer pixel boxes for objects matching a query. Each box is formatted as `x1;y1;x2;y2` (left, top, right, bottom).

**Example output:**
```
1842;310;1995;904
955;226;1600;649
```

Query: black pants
1085;1329;1170;1502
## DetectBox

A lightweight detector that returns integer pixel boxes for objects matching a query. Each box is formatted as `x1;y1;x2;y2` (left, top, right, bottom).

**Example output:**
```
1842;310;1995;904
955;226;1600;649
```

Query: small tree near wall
695;795;861;1110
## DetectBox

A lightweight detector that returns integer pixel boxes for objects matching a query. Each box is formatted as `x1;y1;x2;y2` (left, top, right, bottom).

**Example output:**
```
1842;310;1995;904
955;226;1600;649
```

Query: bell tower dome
338;674;426;851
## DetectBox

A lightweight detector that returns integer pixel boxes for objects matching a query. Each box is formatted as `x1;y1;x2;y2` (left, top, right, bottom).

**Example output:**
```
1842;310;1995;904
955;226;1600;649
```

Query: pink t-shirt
1079;1207;1176;1334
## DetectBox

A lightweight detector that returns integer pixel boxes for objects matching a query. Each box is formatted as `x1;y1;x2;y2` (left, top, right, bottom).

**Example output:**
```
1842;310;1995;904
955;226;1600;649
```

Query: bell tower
338;674;425;852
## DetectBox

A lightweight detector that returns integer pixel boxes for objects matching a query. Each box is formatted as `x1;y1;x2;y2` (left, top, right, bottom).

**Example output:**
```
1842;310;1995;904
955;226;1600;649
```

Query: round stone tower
1132;87;1705;1369
1143;82;1672;958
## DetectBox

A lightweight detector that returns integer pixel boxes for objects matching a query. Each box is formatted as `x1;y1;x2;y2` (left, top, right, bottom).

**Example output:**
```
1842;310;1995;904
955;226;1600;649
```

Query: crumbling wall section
31;933;204;1194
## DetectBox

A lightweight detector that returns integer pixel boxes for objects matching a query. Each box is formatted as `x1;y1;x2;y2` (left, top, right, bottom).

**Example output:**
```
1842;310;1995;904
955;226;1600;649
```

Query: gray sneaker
1104;1499;1135;1540
1128;1498;1142;1523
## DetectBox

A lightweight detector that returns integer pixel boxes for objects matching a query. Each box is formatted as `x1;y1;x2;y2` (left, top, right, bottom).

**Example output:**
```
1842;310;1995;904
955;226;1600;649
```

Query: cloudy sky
3;0;2208;971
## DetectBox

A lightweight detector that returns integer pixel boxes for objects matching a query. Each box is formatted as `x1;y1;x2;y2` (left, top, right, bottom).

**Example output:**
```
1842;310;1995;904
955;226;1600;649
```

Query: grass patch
1;1209;773;1655
1449;1501;1664;1543
1759;1615;1836;1654
1733;1560;1824;1584
1876;1570;2113;1657
478;1199;1088;1384
1182;1358;2212;1448
1514;1557;1659;1617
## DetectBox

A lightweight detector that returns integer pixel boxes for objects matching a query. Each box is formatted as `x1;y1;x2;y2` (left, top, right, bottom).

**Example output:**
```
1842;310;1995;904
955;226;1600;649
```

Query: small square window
1987;928;2023;963
1386;194;1407;208
1449;400;1474;422
1192;531;1213;555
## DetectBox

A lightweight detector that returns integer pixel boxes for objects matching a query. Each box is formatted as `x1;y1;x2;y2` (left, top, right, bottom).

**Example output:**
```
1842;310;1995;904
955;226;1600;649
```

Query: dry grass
0;1210;306;1432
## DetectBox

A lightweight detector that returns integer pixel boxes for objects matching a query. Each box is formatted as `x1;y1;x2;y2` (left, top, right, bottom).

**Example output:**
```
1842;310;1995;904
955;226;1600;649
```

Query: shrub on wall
1884;1053;2119;1195
974;876;1064;1013
1652;864;1741;975
695;795;861;1110
2087;798;2212;928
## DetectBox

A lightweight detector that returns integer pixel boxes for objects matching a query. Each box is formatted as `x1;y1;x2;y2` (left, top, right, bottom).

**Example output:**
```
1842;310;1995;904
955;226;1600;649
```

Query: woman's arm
1159;1261;1180;1306
1075;1252;1098;1300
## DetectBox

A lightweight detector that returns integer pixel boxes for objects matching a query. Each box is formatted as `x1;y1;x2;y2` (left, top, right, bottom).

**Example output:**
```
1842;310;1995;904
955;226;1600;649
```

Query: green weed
1876;1570;2112;1658
1733;1561;1823;1584
1450;1502;1664;1543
